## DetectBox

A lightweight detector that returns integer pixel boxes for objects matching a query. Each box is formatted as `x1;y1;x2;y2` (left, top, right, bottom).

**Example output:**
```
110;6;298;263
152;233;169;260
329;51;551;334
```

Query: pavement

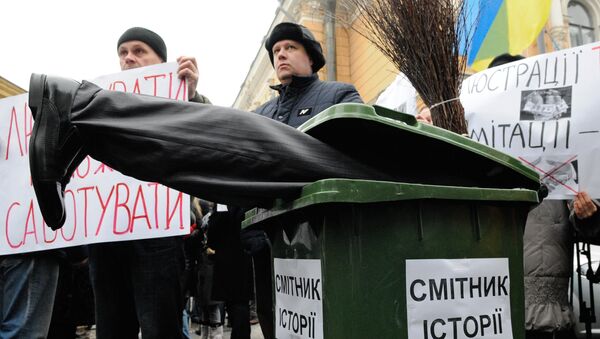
190;322;265;339
75;322;265;339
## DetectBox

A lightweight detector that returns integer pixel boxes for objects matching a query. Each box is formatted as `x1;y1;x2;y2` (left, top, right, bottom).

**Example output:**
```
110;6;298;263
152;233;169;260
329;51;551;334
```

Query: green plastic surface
247;104;539;339
243;178;538;227
298;103;540;190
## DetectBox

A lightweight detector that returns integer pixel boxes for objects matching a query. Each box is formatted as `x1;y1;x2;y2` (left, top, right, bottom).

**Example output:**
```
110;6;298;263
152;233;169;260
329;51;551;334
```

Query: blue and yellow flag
467;0;552;71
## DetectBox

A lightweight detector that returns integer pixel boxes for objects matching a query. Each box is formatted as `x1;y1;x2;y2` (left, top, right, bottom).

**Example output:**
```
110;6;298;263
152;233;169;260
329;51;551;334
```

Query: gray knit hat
118;27;167;62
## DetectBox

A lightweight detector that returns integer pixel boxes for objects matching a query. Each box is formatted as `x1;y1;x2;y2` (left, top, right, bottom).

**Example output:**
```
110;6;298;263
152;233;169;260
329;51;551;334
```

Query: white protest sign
406;258;512;339
461;42;600;199
375;73;419;116
0;62;190;255
92;62;189;100
274;258;324;339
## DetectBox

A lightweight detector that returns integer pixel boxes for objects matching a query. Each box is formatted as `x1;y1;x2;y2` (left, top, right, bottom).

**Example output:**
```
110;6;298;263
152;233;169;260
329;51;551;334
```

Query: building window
568;1;595;46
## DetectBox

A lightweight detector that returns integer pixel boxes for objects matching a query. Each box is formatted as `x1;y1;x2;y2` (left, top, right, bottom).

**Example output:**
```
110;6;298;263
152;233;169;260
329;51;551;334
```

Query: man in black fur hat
255;22;362;127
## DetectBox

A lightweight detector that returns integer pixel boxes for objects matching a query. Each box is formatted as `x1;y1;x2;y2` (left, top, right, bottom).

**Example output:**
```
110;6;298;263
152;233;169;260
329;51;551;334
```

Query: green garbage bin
243;104;540;339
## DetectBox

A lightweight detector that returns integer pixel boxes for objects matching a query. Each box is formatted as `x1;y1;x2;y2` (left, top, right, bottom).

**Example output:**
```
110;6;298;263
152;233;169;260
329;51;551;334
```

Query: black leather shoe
28;73;86;230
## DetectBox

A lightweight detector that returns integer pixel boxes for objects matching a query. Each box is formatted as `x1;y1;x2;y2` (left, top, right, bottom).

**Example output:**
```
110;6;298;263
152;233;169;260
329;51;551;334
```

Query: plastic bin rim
242;178;539;228
297;103;539;185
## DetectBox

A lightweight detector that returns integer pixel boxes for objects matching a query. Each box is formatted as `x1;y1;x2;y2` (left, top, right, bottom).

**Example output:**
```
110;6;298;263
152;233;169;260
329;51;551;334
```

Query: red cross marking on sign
518;155;578;194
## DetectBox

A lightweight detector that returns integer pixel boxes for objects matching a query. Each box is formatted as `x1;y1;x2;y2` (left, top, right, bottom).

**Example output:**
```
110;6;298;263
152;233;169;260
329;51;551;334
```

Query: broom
346;0;476;134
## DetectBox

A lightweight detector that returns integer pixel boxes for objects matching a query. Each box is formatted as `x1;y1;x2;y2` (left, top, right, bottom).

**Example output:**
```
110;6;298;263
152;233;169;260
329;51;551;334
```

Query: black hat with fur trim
264;22;326;73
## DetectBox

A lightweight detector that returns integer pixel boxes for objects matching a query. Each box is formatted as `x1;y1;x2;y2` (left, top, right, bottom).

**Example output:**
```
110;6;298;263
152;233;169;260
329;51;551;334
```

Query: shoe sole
28;73;45;115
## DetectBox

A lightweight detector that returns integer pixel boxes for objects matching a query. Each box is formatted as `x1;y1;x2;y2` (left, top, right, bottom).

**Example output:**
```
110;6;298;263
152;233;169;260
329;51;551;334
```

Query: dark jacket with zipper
254;74;362;128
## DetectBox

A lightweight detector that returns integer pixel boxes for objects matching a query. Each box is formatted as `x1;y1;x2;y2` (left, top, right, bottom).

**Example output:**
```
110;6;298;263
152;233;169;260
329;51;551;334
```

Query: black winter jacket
254;74;362;128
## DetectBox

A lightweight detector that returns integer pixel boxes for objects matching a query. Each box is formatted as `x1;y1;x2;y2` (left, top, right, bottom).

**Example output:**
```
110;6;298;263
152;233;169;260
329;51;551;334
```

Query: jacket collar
270;74;319;94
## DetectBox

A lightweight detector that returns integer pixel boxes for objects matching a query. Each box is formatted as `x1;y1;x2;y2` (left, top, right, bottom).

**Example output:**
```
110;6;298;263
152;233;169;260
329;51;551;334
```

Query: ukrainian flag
467;0;552;71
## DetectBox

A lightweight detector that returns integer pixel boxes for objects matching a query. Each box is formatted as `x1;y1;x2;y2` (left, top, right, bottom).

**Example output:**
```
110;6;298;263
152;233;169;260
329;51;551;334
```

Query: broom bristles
346;0;476;134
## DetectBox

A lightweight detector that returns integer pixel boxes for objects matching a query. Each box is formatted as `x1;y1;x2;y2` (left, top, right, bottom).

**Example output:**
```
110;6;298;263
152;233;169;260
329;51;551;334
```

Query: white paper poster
274;258;324;339
375;73;419;116
461;42;600;199
406;258;512;339
0;63;190;255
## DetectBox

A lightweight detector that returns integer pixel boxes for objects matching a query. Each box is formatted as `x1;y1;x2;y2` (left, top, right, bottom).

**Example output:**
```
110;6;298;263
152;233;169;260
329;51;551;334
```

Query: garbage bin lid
242;178;538;228
298;103;540;192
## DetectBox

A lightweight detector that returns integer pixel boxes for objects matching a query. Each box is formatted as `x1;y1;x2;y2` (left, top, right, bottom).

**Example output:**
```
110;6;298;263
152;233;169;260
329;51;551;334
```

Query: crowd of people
2;21;369;339
1;19;599;339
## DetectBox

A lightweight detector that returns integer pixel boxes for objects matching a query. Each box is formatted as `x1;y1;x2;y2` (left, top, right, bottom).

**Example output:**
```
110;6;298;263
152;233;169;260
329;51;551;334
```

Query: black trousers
88;237;184;339
225;301;251;339
70;81;392;207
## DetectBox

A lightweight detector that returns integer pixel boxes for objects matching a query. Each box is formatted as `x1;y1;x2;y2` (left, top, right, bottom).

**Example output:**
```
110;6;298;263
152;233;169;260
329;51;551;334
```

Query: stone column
549;0;571;49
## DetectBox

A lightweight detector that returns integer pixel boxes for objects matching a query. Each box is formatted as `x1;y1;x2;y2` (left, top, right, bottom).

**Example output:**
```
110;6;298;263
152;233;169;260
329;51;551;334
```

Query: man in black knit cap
88;27;209;339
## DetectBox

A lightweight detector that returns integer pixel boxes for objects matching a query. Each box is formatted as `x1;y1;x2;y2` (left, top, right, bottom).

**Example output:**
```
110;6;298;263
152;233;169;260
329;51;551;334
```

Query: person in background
524;191;599;339
191;198;225;339
47;247;94;339
487;53;600;339
87;27;210;339
254;22;362;124
208;206;254;339
0;251;60;338
190;21;368;339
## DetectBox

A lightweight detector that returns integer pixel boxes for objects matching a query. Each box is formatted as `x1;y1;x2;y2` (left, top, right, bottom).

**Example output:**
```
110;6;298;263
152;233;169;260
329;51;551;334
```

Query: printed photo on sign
519;87;572;121
519;155;579;196
406;258;513;339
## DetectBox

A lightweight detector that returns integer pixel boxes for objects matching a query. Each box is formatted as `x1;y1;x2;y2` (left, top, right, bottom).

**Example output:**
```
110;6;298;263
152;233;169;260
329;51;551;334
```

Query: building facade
0;77;25;99
233;0;600;111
